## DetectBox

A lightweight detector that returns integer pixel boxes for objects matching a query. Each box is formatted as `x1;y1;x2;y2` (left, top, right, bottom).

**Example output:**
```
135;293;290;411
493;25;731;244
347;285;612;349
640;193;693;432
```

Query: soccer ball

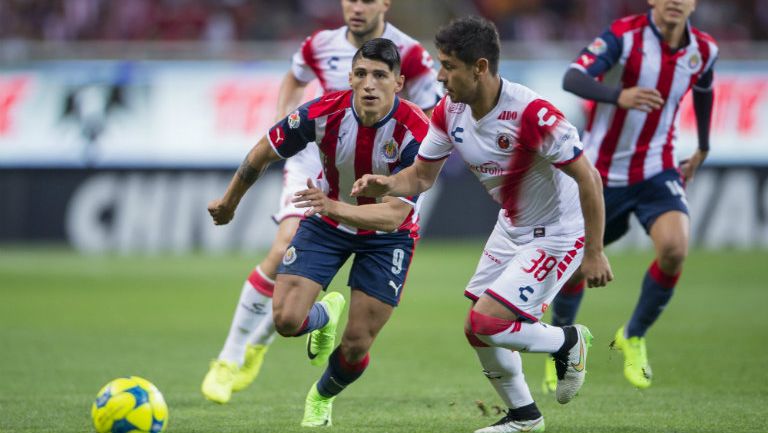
91;376;168;433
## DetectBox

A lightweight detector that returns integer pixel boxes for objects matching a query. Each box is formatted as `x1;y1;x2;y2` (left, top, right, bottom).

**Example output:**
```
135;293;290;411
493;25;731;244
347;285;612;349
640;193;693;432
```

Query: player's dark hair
352;38;401;73
435;16;500;74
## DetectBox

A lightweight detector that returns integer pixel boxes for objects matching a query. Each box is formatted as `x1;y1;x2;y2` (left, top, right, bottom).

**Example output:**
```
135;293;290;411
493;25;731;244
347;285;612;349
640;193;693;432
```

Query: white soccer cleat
474;413;545;433
555;324;593;404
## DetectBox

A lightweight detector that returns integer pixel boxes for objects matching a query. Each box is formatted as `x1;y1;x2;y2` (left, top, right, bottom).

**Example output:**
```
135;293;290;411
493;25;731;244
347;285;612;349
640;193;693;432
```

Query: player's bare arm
275;72;309;120
560;156;614;287
293;178;412;232
351;157;445;198
208;136;282;225
563;68;664;112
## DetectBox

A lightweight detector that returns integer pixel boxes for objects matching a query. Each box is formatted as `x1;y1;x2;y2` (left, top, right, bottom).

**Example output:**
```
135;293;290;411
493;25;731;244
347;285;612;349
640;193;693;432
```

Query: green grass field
1;243;767;433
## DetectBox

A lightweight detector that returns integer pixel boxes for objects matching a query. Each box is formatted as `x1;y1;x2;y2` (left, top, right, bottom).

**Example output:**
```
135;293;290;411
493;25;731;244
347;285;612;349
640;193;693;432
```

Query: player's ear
381;0;391;12
348;71;353;87
475;58;490;76
395;73;404;93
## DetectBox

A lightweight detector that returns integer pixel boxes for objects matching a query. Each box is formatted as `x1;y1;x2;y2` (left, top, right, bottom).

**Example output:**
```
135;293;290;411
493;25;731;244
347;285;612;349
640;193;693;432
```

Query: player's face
436;50;479;104
349;57;404;119
649;0;696;26
342;0;390;38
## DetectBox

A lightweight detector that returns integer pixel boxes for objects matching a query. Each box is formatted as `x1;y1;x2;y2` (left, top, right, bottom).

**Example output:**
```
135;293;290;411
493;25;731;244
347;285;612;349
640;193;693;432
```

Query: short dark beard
236;158;261;186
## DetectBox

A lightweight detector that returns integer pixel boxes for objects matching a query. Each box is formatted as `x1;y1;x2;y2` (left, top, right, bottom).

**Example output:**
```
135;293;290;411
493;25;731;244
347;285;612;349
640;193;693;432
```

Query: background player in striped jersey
353;17;613;433
201;0;440;404
546;0;717;391
208;38;430;427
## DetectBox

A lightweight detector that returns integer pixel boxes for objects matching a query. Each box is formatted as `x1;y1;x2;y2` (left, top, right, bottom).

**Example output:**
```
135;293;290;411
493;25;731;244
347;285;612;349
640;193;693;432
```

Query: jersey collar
350;92;400;129
646;10;693;55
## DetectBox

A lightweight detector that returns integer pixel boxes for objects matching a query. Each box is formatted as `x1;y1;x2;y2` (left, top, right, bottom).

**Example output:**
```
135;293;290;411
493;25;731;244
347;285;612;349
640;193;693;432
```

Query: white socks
474;347;534;409
475;320;565;353
218;274;274;364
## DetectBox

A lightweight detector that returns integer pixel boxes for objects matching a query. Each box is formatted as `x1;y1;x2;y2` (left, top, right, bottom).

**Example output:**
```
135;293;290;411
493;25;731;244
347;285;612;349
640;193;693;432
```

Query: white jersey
291;23;441;110
418;79;585;237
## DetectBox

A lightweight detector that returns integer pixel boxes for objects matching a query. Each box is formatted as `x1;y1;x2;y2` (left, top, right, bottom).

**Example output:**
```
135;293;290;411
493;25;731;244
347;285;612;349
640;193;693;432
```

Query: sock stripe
648;260;680;289
248;267;275;297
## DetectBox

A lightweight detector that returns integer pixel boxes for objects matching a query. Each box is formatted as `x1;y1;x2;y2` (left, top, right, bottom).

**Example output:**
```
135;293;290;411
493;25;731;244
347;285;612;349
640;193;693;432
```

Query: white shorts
464;219;585;322
272;142;324;224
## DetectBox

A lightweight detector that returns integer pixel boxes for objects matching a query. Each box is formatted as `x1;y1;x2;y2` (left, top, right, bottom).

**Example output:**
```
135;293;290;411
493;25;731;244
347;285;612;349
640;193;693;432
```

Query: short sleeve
519;99;583;167
267;98;318;158
570;28;623;78
290;36;317;83
417;97;454;161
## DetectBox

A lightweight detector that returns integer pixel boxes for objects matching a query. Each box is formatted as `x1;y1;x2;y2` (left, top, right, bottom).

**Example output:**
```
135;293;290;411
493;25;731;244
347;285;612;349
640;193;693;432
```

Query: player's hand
618;87;664;112
580;250;613;288
351;174;391;197
293;178;335;217
208;198;236;225
679;149;708;183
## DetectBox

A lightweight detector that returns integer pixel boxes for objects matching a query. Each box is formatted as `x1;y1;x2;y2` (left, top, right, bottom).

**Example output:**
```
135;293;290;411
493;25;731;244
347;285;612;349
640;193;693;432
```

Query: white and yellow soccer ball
91;376;168;433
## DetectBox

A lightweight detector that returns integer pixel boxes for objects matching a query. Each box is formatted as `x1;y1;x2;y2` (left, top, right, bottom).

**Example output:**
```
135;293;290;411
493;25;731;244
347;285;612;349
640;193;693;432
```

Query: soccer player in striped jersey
208;38;429;427
546;0;718;391
353;17;613;433
201;0;440;404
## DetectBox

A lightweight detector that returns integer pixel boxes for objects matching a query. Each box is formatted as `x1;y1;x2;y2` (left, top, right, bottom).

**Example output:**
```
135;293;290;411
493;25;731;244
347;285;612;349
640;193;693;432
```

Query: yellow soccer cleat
307;292;346;366
201;359;238;404
232;344;269;392
610;326;652;389
541;356;557;394
301;382;334;427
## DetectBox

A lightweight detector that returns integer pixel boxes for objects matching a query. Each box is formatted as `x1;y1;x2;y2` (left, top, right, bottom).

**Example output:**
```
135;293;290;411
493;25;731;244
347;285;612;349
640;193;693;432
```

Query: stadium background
1;1;767;433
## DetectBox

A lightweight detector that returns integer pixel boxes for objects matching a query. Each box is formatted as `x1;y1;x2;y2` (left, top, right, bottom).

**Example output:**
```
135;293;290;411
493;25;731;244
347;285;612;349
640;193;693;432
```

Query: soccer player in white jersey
352;17;613;433
209;39;430;427
201;0;440;404
546;0;718;391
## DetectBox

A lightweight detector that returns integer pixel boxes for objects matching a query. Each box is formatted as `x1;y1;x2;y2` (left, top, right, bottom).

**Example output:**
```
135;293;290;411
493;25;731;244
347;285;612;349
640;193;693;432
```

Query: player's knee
272;309;303;337
340;335;371;364
469;309;516;336
658;242;688;271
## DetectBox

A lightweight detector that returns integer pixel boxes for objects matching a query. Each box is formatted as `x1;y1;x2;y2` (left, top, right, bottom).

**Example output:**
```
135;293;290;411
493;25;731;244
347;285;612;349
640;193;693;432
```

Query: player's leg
466;234;592;405
200;217;302;403
302;290;393;427
465;311;545;433
612;170;690;388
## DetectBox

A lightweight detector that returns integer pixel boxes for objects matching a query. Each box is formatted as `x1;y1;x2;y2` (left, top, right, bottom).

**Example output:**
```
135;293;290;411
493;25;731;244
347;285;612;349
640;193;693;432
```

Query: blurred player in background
353;17;612;433
201;0;440;404
545;0;717;392
208;38;430;426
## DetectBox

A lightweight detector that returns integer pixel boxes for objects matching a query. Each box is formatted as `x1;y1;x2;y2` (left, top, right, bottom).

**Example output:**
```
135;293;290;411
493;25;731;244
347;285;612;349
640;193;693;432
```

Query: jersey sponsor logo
450;126;464;143
497;110;517;121
496;133;512;150
381;139;399;162
327;56;339;70
282;245;298;265
388;280;402;296
587;37;607;55
269;126;285;146
288;110;301;129
448;102;466;113
579;53;596;68
533;227;546;238
537;107;557;127
469;161;505;176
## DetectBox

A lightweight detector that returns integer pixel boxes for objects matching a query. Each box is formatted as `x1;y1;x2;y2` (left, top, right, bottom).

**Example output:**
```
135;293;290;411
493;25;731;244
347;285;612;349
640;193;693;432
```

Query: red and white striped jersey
571;12;719;187
268;90;429;236
291;23;441;110
418;79;585;236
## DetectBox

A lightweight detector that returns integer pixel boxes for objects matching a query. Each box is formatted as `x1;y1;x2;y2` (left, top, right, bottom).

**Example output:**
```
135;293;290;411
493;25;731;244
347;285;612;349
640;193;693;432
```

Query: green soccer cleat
610;326;652;389
201;359;238;404
301;382;335;427
307;292;346;366
232;344;269;392
554;324;593;404
541;356;557;394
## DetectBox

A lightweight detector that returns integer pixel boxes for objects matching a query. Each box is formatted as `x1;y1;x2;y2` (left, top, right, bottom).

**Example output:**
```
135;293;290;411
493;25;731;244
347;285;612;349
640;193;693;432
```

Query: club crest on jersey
496;133;512;150
283;246;297;265
448;102;466;113
587;37;607;55
381;139;399;162
688;53;701;69
287;110;301;129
